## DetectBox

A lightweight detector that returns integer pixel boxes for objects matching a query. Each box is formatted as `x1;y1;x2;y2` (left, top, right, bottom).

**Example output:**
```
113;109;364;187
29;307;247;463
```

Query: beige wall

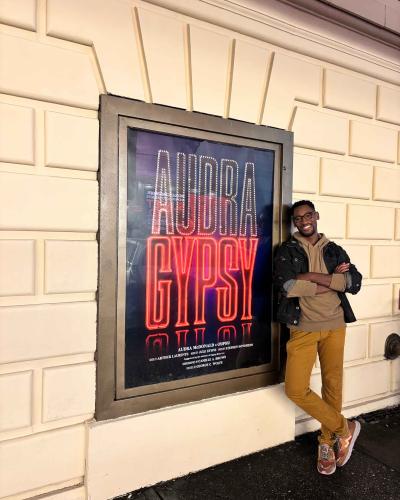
0;0;399;498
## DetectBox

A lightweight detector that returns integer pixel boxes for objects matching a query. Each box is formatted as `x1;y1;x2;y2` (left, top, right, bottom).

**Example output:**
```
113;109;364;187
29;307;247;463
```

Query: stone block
323;69;375;118
373;167;400;202
349;120;397;163
0;425;85;497
342;244;370;278
0;173;98;231
44;240;97;294
0;0;36;30
371;246;400;278
0;33;99;109
42;363;96;422
320;158;372;199
87;385;294;499
45;112;99;171
190;25;230;116
292;153;318;194
0;240;35;296
47;0;143;100
295;405;304;419
0;101;35;165
0;371;32;431
394;284;400;316
138;8;186;109
349;284;392;319
40;487;86;500
315;200;346;238
344;324;368;363
344;361;390;403
263;53;320;129
0;302;96;363
392;359;400;391
347;204;394;239
377;86;400;125
370;319;400;358
292;108;348;154
230;40;270;123
396;210;400;240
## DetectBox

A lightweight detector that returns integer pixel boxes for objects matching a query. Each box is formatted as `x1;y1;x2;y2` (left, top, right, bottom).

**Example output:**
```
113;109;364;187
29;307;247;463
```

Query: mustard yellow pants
285;327;349;446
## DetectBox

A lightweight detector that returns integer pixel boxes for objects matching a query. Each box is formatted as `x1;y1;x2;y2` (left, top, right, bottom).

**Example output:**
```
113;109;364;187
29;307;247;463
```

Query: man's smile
300;223;314;234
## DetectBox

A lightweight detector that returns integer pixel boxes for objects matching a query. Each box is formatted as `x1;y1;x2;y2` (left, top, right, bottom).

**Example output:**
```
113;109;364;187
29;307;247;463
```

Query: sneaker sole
337;420;361;467
317;465;336;475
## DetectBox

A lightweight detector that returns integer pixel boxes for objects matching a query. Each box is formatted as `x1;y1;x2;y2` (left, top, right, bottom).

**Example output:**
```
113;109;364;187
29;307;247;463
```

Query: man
274;200;362;475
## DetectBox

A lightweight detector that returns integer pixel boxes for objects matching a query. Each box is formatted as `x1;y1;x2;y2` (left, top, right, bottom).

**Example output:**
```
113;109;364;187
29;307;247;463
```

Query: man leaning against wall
274;200;363;475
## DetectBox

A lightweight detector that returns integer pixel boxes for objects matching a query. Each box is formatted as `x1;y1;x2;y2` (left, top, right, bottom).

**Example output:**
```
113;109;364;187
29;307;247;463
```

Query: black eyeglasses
293;211;315;224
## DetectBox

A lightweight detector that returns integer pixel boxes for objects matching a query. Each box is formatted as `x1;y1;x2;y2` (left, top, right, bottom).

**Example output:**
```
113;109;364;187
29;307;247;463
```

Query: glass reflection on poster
125;129;275;389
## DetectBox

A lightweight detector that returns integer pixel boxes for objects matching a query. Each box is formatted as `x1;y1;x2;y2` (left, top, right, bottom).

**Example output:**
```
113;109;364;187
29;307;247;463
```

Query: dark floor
115;405;400;500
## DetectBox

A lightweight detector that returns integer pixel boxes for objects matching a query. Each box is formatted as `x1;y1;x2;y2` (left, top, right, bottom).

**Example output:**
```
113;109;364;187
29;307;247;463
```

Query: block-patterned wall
0;0;100;497
0;0;399;498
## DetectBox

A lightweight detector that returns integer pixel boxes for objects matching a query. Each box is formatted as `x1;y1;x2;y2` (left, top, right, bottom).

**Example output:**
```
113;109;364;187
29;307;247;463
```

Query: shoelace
320;445;331;461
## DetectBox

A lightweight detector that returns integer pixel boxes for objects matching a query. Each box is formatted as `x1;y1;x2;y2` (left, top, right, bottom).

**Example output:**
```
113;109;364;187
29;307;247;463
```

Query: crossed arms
294;262;350;296
274;243;362;298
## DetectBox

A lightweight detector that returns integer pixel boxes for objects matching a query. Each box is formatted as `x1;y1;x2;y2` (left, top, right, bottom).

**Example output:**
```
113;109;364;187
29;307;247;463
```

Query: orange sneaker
317;444;336;475
336;420;361;467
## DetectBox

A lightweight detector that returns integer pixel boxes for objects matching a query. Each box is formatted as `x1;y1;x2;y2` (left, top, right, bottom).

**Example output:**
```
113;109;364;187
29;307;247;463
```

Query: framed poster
97;95;293;420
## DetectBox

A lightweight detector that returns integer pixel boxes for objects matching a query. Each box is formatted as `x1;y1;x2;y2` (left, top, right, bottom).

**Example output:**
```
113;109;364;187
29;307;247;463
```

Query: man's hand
316;284;330;294
335;262;350;274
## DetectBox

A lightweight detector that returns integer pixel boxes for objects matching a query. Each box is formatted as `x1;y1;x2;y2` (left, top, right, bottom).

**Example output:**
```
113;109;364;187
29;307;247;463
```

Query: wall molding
283;0;400;48
140;0;400;85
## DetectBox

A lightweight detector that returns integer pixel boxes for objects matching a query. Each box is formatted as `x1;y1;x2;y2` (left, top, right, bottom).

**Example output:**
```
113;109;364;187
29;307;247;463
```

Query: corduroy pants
285;327;349;446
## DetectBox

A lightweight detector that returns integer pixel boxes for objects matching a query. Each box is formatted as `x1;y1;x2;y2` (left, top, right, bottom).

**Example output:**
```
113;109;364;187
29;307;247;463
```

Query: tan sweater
287;233;346;332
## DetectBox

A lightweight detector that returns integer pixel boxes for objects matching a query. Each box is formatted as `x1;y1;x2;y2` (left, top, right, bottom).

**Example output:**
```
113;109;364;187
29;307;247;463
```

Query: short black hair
289;200;315;218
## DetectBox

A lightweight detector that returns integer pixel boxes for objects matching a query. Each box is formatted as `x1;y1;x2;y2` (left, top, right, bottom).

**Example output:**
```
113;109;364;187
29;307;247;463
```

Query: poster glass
124;129;275;390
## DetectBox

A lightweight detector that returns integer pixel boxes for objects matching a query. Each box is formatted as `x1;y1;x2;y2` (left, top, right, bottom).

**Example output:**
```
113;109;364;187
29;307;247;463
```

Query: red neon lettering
194;238;217;325
172;237;195;327
194;327;205;345
175;329;189;349
216;238;239;322
145;237;172;330
239;238;258;320
241;322;252;343
145;333;169;357
217;325;237;343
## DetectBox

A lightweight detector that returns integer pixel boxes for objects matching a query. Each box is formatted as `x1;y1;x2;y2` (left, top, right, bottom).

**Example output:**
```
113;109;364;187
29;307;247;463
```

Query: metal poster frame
97;95;293;420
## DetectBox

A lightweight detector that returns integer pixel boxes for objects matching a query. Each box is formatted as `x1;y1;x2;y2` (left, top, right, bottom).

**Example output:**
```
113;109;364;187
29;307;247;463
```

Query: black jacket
273;237;362;326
